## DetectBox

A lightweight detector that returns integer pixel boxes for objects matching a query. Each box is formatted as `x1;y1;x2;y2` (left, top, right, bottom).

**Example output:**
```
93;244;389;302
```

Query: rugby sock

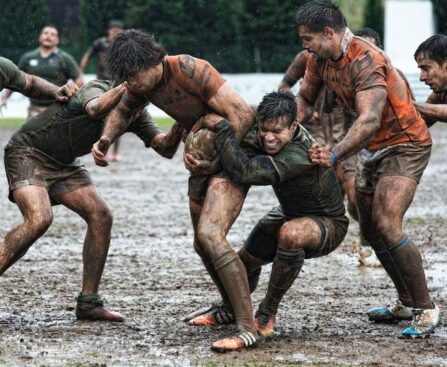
194;241;231;310
389;238;432;309
374;247;413;307
214;249;256;333
238;247;269;293
260;246;305;315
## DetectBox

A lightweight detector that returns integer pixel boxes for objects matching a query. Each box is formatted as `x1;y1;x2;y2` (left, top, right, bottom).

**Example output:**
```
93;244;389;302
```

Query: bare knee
278;222;302;250
373;214;402;244
26;210;53;235
88;205;113;229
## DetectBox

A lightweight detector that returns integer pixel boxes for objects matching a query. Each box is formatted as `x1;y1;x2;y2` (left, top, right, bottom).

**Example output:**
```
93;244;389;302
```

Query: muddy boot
185;303;235;326
254;309;276;338
76;293;124;322
211;327;263;352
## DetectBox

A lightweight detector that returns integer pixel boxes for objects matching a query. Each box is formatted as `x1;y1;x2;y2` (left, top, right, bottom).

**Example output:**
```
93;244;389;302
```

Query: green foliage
0;0;386;72
363;0;384;42
0;0;49;62
433;0;447;34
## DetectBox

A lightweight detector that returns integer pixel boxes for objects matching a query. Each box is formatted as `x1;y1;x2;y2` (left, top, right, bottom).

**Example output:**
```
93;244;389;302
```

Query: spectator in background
1;25;83;119
80;20;125;162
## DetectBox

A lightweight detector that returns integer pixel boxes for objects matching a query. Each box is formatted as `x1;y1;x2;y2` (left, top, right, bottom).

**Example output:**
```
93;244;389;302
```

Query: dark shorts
355;143;431;194
4;146;93;205
245;206;349;261
187;127;260;201
339;154;357;183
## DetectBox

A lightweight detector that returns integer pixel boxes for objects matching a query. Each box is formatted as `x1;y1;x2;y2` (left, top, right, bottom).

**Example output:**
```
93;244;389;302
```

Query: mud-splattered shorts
245;206;349;261
27;104;48;120
355;143;431;194
4;146;93;205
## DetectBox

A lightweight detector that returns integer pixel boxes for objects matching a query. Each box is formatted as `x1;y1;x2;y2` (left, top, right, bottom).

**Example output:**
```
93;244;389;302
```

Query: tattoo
198;64;211;89
179;55;196;78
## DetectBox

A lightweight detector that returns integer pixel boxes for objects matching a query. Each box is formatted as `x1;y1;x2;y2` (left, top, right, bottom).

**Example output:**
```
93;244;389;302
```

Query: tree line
0;0;406;73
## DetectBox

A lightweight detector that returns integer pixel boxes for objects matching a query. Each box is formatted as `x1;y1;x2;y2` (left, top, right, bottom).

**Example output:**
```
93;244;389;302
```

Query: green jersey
0;57;26;92
18;49;80;106
7;80;161;164
214;120;345;218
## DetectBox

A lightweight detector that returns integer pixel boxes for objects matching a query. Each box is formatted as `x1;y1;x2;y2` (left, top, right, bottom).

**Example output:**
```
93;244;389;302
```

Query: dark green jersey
7;80;161;164
214;120;345;218
0;57;26;92
18;49;81;106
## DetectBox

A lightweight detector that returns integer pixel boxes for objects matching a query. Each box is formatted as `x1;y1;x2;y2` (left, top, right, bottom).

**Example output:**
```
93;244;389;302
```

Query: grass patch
0;116;175;129
0;118;25;127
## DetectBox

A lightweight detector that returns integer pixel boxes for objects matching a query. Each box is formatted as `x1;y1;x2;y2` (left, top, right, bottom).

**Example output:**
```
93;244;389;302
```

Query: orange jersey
304;36;432;151
147;55;226;130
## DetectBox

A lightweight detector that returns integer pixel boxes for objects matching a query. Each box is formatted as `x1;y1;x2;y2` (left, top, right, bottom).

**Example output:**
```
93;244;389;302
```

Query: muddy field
0;124;445;367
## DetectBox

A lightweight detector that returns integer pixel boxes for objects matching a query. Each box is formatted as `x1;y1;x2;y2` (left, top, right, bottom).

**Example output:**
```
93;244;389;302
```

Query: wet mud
0;125;445;366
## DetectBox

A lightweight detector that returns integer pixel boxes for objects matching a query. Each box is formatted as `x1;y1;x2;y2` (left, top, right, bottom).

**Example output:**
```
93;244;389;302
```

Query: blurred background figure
80;20;124;162
1;25;83;120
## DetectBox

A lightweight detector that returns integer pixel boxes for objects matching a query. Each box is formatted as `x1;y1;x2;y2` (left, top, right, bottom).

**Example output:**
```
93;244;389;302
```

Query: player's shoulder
57;49;76;61
172;54;214;79
81;79;112;93
349;37;386;73
21;49;39;61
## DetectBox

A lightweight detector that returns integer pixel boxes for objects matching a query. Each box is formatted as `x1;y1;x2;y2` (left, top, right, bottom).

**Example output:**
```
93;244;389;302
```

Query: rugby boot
254;310;276;338
76;293;124;322
211;329;263;352
367;299;413;323
187;304;235;326
401;303;442;338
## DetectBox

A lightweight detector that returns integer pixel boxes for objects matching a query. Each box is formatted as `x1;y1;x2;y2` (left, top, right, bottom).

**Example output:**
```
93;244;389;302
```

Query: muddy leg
55;186;113;294
198;178;255;334
357;189;413;306
372;176;431;309
0;186;53;276
189;197;231;308
259;218;321;314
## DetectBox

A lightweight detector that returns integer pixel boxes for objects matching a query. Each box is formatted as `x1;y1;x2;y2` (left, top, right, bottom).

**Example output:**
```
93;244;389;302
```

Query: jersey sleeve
270;137;314;182
0;57;26;91
61;52;81;80
127;108;162;147
352;50;387;93
75;80;111;112
173;55;226;101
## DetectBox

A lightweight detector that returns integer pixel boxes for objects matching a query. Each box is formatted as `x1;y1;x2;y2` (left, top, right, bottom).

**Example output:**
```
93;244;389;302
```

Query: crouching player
186;90;348;338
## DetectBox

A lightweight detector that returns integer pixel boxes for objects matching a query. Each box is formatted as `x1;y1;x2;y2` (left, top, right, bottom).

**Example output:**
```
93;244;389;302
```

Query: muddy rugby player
1;25;83;119
279;50;362;245
296;0;440;338
90;30;263;351
0;79;183;321
414;34;447;127
191;90;348;339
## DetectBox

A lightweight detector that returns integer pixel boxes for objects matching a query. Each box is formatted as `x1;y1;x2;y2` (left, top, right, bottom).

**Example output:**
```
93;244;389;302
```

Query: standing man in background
80;20;125;161
1;25;83;119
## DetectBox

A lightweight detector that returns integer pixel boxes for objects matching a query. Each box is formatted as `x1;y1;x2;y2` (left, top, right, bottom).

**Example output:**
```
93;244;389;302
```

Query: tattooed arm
309;87;385;167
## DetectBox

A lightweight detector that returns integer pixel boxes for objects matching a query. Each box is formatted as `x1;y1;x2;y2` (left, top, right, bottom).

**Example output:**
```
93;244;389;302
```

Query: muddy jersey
304;35;432;151
18;49;81;106
85;37;110;79
7;80;160;164
141;55;225;130
0;57;26;92
214;120;345;218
